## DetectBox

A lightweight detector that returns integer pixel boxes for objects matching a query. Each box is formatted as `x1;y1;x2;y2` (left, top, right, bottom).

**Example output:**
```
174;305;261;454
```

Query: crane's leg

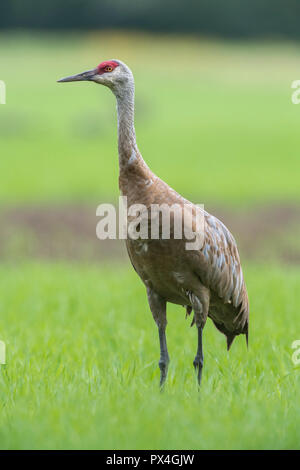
147;288;169;388
190;286;209;387
193;325;204;386
158;324;169;388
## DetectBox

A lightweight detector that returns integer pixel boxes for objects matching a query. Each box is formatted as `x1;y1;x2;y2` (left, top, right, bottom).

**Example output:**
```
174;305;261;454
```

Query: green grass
0;32;300;206
0;262;299;449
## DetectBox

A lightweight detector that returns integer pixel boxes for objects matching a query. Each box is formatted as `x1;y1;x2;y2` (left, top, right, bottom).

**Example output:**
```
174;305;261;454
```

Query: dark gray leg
193;326;204;386
158;325;169;388
190;287;209;387
147;288;169;388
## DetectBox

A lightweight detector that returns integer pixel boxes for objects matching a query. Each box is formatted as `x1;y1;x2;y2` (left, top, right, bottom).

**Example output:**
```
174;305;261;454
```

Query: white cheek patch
128;149;137;165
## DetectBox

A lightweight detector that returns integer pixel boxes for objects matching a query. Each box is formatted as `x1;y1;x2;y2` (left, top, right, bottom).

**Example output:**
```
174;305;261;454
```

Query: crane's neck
114;83;152;196
115;84;138;167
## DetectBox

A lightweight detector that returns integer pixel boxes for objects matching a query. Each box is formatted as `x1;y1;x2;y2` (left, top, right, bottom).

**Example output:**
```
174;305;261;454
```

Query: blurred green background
0;1;299;450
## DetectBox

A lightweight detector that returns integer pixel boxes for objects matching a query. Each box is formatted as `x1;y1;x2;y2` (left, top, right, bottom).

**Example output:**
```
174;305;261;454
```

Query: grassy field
0;32;299;449
0;262;299;450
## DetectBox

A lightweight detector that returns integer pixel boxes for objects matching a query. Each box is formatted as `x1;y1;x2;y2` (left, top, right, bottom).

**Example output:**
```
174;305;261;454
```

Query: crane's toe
159;357;169;388
193;356;203;386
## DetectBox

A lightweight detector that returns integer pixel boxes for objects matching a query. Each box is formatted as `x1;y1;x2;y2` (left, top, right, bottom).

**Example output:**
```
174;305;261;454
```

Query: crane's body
58;59;249;387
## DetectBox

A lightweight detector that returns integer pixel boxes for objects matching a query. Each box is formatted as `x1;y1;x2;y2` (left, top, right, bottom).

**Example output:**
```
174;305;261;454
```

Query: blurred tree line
1;0;299;39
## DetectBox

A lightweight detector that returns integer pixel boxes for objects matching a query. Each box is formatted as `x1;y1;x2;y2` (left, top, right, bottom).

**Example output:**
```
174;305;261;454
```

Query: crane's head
57;60;133;93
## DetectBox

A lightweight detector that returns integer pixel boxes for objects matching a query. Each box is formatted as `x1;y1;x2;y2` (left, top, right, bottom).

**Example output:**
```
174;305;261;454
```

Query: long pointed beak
57;68;97;83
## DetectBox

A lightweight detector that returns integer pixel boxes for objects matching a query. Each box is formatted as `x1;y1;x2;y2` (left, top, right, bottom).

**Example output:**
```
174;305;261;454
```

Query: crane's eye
104;66;113;72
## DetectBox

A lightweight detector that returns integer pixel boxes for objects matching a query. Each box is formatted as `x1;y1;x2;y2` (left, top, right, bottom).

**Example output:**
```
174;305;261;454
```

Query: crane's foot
159;357;169;389
193;357;203;386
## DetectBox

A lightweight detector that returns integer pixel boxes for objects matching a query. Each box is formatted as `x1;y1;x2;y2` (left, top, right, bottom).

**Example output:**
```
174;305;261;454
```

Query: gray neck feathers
115;82;139;168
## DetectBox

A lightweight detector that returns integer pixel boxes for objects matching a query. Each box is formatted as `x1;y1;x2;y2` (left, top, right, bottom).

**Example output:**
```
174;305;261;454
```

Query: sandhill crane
58;60;249;387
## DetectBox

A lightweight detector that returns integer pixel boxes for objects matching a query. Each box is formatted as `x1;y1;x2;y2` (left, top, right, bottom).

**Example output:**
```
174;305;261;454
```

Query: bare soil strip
0;203;299;264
